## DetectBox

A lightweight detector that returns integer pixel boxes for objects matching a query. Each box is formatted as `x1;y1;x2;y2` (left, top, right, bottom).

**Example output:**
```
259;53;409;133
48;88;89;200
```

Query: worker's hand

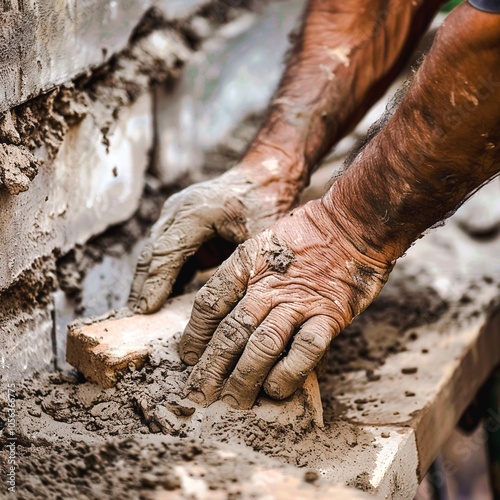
179;199;392;409
128;156;303;314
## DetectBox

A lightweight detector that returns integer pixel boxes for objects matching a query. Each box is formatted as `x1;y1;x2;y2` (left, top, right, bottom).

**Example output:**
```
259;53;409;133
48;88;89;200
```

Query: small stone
381;432;390;438
304;470;319;483
159;473;181;490
149;421;161;433
405;391;416;397
141;473;158;488
401;367;418;375
28;407;41;418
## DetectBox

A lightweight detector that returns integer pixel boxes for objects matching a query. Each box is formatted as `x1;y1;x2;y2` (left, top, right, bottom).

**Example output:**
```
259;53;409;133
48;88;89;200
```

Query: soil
0;143;40;195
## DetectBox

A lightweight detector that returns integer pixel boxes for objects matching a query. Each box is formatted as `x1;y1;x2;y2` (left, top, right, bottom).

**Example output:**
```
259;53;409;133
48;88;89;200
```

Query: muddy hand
128;160;302;314
179;200;392;409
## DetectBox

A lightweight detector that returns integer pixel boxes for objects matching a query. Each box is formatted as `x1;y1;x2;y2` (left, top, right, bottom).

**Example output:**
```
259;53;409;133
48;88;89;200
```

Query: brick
67;292;196;388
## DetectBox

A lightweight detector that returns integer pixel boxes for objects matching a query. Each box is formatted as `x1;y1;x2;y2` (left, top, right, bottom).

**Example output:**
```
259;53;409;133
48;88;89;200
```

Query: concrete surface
0;92;153;293
0;0;209;113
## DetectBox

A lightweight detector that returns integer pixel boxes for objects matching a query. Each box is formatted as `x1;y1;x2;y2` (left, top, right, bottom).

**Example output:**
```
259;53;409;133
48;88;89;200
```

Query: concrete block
0;92;153;292
0;303;54;379
0;0;209;113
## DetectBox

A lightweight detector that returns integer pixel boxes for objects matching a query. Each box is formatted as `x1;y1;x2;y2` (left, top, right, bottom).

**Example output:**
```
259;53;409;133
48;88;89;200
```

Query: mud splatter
263;233;296;273
0;143;40;195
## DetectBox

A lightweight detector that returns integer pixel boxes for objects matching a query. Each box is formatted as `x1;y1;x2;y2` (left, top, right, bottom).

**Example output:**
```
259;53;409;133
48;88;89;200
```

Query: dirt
1;325;377;498
263;233;296;273
3;245;499;498
0;143;40;195
322;266;449;380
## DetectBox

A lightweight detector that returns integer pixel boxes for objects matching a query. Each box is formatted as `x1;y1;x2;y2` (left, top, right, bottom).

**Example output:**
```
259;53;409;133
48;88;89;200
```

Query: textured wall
0;0;208;113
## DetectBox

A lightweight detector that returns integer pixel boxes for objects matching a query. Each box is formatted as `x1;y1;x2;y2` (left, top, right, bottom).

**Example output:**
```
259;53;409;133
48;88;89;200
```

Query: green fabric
441;0;463;11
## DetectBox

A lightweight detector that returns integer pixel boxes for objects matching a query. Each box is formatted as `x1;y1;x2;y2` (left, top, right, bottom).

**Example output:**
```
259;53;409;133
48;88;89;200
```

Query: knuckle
136;243;153;266
251;327;285;358
194;286;220;313
300;330;330;355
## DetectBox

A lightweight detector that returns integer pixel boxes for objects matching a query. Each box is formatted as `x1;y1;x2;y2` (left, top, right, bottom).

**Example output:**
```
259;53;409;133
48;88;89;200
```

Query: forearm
323;2;500;263
241;0;443;188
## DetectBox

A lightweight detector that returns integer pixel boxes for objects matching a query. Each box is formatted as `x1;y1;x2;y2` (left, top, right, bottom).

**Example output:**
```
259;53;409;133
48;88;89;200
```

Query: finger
183;294;270;406
128;200;178;308
127;241;154;308
220;306;299;409
135;219;214;313
179;242;255;365
263;315;337;400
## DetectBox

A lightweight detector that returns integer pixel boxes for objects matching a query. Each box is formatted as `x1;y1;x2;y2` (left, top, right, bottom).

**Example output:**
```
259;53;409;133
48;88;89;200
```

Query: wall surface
0;0;208;113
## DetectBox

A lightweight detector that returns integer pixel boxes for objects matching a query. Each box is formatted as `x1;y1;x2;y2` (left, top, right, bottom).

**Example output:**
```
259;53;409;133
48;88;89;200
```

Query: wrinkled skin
129;0;442;316
129;162;302;314
177;2;500;408
129;0;500;409
179;200;391;409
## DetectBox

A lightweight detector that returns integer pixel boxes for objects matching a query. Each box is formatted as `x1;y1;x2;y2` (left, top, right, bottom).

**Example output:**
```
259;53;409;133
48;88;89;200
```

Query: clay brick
67;292;196;388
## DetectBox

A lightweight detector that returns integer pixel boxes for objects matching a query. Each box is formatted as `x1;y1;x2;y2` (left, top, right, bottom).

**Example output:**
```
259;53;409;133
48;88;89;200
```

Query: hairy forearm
242;0;443;188
323;2;500;263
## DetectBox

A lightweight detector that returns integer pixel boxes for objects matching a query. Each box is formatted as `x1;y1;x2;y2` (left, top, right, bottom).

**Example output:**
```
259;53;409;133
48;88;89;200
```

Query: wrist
236;136;309;191
319;158;408;267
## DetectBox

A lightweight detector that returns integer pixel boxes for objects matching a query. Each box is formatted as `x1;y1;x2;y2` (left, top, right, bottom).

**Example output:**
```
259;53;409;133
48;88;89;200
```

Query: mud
0;143;40;195
323;268;449;378
14;85;89;159
0;256;57;339
2;325;377;498
13;435;292;499
263;233;296;273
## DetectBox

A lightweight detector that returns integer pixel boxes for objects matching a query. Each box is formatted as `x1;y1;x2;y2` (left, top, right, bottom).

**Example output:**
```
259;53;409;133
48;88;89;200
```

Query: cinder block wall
0;0;306;376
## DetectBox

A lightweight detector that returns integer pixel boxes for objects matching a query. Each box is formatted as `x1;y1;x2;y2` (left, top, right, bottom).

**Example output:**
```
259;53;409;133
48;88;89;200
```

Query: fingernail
221;394;240;409
182;351;199;366
186;390;206;406
264;380;283;399
134;297;148;314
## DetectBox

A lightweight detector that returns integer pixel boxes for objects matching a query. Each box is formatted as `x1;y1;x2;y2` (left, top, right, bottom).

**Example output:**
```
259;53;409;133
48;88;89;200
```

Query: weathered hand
179;199;392;409
129;160;302;314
